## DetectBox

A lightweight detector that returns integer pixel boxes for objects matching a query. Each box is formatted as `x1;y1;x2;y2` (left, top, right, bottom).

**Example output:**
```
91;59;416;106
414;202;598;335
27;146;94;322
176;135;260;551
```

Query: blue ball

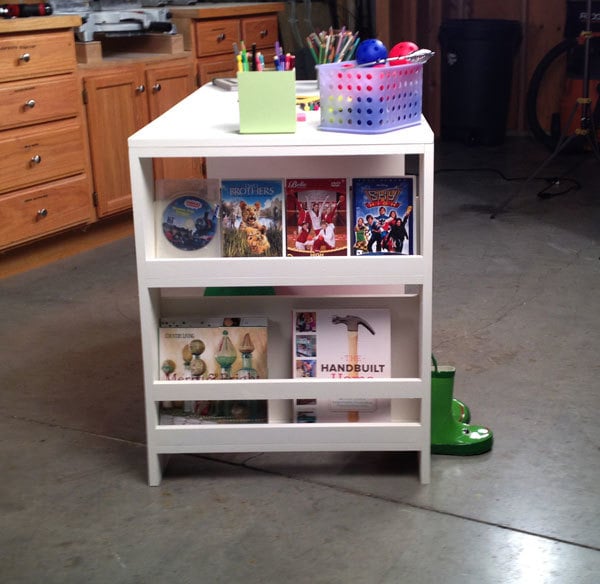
355;39;388;66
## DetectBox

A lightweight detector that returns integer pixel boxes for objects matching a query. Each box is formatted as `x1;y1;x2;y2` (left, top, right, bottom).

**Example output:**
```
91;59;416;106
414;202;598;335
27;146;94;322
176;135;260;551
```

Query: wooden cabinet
80;56;198;218
171;3;284;86
0;23;92;251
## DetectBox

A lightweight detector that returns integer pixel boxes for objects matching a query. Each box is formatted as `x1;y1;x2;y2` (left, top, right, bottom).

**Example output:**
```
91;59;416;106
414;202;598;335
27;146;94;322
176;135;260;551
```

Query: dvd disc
161;196;218;251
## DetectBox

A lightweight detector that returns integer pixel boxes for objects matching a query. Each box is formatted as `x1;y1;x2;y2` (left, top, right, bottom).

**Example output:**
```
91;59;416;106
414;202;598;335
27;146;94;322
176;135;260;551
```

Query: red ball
389;41;419;64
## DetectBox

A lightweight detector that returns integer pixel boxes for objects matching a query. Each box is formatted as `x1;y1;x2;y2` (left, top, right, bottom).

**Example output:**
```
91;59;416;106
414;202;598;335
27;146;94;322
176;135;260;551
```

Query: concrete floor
1;137;599;583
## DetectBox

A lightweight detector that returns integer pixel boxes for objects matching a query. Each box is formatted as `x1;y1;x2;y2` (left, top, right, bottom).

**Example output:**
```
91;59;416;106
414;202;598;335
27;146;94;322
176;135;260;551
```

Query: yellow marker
236;54;243;72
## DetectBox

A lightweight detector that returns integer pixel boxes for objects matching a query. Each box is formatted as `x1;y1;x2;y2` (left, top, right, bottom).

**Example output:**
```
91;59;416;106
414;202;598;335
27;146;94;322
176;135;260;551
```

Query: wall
375;0;570;136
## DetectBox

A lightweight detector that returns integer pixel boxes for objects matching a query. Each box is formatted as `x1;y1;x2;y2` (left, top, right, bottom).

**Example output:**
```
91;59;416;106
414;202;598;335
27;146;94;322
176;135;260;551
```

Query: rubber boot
431;364;493;455
453;397;470;424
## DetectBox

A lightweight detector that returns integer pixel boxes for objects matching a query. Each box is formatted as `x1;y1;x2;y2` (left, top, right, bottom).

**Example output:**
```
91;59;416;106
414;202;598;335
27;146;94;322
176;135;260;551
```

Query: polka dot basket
316;60;423;134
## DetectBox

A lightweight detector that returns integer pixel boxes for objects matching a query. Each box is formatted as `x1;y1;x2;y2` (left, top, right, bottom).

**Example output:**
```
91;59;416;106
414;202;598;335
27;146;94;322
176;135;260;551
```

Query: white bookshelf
128;84;434;486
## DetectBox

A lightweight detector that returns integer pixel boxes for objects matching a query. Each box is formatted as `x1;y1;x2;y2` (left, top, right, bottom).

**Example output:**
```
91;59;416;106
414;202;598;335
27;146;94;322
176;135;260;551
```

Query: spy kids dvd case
285;178;348;256
155;179;220;258
292;308;391;423
221;179;284;257
351;177;415;255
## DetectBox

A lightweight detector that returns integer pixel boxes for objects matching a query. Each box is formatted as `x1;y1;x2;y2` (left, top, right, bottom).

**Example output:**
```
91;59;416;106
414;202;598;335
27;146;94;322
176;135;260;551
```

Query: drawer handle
260;29;269;38
19;53;31;63
37;208;48;219
216;33;226;42
30;154;42;165
152;83;162;92
25;99;37;109
136;84;146;94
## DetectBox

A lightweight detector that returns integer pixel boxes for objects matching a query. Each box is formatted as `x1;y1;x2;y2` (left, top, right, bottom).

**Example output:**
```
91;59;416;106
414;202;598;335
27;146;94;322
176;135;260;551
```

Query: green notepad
238;70;297;134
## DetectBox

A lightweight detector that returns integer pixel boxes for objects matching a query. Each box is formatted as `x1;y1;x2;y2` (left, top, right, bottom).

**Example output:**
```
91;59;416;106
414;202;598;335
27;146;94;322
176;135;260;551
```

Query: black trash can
439;19;522;145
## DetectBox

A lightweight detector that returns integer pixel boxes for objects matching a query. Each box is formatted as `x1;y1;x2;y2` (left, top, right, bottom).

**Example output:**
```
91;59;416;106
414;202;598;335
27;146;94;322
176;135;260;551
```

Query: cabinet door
145;62;202;180
83;68;149;217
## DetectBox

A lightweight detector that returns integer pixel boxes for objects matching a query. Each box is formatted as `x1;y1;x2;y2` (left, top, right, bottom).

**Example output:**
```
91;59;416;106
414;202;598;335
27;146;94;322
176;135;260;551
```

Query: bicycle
525;2;600;150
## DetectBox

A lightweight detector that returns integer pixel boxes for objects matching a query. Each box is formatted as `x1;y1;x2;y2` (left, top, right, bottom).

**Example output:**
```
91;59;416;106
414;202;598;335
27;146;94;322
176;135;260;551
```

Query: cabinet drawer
197;58;237;86
0;119;86;194
0;74;79;131
194;19;240;57
241;15;279;49
0;174;91;250
0;31;77;82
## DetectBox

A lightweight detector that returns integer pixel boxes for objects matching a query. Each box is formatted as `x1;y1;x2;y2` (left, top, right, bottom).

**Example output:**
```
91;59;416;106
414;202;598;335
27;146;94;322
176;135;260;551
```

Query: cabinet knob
24;99;36;109
152;83;162;92
19;53;31;63
260;29;269;38
217;33;226;42
30;154;42;165
37;208;48;219
136;84;146;94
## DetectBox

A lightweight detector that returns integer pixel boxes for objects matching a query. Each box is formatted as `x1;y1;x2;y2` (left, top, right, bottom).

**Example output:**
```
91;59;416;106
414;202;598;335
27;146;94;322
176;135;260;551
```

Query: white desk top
128;83;434;158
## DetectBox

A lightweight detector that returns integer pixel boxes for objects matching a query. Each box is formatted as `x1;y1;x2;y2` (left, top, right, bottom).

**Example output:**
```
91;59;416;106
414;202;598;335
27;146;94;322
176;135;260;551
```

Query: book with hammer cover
292;308;391;422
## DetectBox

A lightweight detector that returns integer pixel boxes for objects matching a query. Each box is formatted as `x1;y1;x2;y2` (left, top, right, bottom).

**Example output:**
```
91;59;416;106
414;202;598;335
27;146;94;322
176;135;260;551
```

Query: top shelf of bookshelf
128;84;435;158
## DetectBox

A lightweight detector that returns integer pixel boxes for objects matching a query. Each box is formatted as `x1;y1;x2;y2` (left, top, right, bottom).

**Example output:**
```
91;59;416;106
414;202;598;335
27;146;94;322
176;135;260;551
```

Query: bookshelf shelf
129;84;434;486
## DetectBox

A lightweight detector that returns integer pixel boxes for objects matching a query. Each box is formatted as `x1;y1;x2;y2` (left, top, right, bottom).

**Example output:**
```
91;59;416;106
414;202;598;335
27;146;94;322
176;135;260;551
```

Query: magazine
285;178;348;256
351;176;415;255
158;315;268;424
221;179;284;257
292;308;391;422
155;178;220;258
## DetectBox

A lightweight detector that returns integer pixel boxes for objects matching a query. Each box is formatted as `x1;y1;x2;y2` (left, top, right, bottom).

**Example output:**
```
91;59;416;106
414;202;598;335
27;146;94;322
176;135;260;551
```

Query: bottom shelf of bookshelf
144;288;431;485
148;422;428;486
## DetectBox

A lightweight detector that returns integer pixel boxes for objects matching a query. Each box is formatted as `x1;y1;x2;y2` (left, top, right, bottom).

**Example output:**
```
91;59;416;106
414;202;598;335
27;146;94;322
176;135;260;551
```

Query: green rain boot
453;397;471;424
433;355;470;423
431;359;493;455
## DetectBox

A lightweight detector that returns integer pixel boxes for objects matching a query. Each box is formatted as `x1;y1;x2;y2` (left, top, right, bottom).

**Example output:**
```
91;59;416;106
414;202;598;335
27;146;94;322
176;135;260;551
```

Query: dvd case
351;177;415;255
285;178;348;256
221;179;284;257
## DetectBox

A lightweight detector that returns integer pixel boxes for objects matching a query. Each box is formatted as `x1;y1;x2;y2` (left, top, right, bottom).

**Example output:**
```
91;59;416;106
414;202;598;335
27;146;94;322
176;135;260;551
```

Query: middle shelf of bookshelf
145;289;427;427
140;256;428;288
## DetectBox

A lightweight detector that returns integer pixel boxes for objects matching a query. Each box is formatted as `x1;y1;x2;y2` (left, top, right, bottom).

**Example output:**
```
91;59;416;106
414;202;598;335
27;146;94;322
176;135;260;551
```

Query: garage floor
1;137;599;583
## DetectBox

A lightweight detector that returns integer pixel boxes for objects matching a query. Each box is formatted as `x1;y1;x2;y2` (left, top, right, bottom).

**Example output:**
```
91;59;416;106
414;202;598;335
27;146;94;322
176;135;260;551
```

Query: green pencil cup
238;70;297;134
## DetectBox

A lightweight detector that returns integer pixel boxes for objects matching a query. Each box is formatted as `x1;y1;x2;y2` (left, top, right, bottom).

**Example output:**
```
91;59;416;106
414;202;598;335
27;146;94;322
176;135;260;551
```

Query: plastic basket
317;60;423;133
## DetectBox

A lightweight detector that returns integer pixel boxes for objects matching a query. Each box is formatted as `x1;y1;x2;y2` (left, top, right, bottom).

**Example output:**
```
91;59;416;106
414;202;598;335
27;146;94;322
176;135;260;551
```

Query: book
221;179;284;257
285;178;348;256
158;315;268;424
155;178;220;258
292;308;391;423
351;176;415;255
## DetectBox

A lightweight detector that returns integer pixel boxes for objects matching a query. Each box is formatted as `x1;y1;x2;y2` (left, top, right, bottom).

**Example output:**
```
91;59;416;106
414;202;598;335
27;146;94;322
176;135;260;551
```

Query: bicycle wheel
526;37;581;150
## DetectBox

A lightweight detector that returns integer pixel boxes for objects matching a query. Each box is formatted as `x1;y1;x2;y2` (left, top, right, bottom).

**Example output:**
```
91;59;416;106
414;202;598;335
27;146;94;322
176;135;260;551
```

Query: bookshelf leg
418;450;431;484
148;451;169;486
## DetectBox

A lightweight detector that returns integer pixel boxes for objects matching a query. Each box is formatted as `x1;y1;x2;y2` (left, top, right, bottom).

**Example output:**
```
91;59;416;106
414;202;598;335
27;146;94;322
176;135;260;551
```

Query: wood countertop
170;2;285;20
0;15;81;34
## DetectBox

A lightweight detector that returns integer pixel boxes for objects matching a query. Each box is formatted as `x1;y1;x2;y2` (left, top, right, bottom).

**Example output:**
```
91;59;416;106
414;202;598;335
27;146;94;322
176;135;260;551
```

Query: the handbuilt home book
292;308;391;422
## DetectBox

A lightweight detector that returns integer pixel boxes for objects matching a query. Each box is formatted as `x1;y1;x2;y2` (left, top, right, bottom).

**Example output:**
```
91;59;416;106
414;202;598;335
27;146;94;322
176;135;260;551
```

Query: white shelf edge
140;256;427;288
151;422;424;452
151;378;425;401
